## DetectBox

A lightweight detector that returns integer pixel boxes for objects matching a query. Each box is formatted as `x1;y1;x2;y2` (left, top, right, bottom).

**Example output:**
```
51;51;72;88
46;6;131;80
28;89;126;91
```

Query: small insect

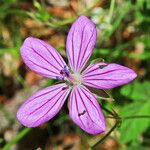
78;110;86;117
99;65;107;69
62;86;69;90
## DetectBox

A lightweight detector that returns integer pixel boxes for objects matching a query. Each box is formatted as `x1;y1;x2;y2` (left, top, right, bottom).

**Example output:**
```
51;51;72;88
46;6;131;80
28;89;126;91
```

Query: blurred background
0;0;150;149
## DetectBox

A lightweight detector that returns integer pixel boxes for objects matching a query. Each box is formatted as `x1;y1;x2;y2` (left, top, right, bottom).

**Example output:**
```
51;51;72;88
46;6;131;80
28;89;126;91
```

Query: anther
56;76;64;80
60;66;70;77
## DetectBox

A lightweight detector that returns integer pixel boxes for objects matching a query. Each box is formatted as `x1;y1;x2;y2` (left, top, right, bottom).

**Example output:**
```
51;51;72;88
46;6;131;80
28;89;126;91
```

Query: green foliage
119;81;150;144
90;58;104;64
119;101;150;143
26;0;50;22
120;141;148;150
98;1;132;45
121;81;150;101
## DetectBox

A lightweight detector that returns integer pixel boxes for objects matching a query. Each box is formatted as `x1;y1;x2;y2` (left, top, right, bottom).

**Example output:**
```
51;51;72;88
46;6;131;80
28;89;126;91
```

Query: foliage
119;81;150;146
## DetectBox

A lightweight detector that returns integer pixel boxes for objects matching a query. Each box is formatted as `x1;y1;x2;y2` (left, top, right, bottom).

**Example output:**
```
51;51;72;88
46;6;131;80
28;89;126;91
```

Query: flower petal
82;63;137;89
66;16;97;73
21;37;67;79
69;85;106;135
17;83;70;127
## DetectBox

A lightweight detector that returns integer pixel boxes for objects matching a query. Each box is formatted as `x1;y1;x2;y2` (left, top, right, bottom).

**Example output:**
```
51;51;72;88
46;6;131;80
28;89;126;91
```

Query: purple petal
82;63;137;89
66;16;97;73
21;37;67;79
69;85;106;135
17;83;70;127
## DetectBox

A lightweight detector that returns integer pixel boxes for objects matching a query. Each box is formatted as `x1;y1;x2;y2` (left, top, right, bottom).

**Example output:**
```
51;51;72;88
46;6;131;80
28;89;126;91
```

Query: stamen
56;66;82;86
56;66;72;82
60;66;70;77
56;76;64;80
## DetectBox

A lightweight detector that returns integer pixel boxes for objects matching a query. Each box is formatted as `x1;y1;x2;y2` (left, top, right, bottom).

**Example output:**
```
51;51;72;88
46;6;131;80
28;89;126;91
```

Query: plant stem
89;120;120;149
123;115;150;119
98;106;150;150
2;128;31;150
108;0;115;23
87;105;121;149
101;105;117;117
106;115;150;120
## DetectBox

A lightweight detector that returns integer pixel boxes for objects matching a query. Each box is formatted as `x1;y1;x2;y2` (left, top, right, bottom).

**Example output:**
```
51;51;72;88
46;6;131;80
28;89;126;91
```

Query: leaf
33;0;42;11
120;142;148;150
119;101;150;143
120;81;150;101
90;58;105;64
86;86;114;102
125;146;147;150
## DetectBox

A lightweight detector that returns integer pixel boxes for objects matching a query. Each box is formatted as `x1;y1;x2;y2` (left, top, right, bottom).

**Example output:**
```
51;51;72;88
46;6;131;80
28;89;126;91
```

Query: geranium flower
17;16;137;135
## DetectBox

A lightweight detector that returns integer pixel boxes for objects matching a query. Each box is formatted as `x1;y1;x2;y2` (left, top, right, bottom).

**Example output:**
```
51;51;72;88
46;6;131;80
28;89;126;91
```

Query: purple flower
17;16;137;135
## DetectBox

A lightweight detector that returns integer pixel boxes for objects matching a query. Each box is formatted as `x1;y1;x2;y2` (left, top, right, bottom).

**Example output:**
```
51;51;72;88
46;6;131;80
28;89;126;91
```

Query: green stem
2;128;31;150
106;115;150;120
101;105;117;117
90;105;150;149
108;0;115;23
87;106;121;149
89;120;120;149
123;115;150;119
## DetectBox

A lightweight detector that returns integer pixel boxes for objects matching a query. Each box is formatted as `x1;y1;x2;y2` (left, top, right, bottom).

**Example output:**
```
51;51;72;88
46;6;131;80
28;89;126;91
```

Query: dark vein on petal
32;47;59;71
83;78;118;81
79;27;96;71
69;91;73;116
80;51;94;71
76;24;87;71
79;87;103;128
80;86;102;118
38;40;64;68
28;89;67;117
28;59;58;75
71;27;76;70
33;90;68;125
76;88;94;123
74;89;85;127
25;85;63;105
83;81;103;88
24;62;55;77
83;66;99;75
82;65;96;75
83;63;107;75
83;69;126;78
27;45;60;71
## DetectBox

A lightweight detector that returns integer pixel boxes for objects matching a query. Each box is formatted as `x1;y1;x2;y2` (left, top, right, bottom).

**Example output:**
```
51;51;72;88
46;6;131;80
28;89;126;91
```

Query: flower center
71;73;82;85
57;66;82;86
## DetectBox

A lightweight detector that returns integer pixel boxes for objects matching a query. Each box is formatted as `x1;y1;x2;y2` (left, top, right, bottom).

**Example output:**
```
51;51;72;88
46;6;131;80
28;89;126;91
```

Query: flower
17;16;137;135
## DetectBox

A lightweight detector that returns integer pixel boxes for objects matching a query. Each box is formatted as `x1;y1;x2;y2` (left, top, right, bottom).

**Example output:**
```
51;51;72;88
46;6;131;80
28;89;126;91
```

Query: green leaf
120;142;148;150
33;0;42;11
87;86;115;102
90;58;105;64
119;101;150;143
125;146;148;150
120;81;150;101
